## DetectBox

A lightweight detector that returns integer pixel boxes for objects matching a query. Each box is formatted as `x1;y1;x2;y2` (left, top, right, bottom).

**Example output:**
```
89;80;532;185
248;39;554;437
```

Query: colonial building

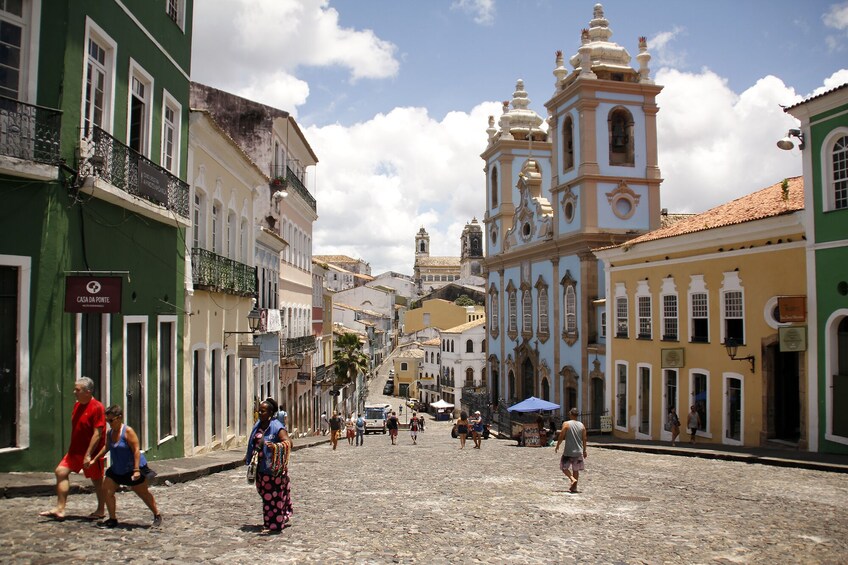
314;255;372;290
184;110;265;454
483;4;661;421
784;83;848;454
414;220;485;296
439;319;487;411
0;1;193;470
189;83;319;439
595;178;807;448
405;299;484;334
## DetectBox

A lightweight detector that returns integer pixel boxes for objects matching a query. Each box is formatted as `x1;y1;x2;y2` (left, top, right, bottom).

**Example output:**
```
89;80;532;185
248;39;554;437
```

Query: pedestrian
355;413;365;446
456;411;470;449
409;412;419;445
276;408;288;430
329;411;342;450
39;377;106;522
548;418;558;447
687;405;701;444
418;413;425;432
245;397;292;534
345;415;355;446
320;411;329;436
555;408;587;493
470;410;483;449
89;405;161;528
668;407;681;445
386;411;399;445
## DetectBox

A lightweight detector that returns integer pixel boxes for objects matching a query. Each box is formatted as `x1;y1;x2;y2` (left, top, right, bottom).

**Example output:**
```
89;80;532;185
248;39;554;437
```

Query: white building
439;318;487;409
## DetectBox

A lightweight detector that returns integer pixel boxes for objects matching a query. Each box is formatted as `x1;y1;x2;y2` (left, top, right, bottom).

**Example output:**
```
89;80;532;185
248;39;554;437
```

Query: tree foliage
454;294;475;306
333;332;369;387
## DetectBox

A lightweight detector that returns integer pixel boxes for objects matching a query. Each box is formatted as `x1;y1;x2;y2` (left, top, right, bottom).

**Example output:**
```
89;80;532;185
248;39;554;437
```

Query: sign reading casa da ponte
65;275;122;314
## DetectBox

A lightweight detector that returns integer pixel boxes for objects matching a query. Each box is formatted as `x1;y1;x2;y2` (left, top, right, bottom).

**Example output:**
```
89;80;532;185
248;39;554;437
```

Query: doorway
125;322;144;447
0;266;17;448
521;357;534;399
774;349;800;441
591;377;604;429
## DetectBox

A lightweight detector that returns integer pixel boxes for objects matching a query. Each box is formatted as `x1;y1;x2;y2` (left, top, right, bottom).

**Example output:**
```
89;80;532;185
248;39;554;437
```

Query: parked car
383;381;394;395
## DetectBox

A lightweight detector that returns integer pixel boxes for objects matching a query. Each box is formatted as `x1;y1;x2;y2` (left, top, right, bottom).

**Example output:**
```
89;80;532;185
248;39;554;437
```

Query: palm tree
333;332;370;409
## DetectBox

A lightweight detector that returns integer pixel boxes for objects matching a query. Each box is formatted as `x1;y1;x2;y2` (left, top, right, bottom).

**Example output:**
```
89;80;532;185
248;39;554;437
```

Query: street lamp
223;307;262;347
724;337;755;373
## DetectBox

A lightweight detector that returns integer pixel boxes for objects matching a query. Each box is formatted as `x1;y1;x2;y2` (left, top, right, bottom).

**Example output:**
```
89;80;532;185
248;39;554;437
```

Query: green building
784;83;848;454
0;1;193;471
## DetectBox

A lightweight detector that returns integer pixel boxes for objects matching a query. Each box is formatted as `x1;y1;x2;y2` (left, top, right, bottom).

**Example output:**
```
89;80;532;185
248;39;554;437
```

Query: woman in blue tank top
90;405;161;528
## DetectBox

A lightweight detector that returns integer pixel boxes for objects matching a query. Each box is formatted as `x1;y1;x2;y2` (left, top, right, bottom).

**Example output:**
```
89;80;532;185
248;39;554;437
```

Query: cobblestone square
1;420;846;564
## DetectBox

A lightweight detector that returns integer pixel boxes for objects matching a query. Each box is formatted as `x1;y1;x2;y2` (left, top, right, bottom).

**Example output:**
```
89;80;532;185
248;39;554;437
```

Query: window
562;271;578;345
490;166;498;208
128;64;153;155
692;372;708;432
638;365;651;435
616;363;627;428
537;284;549;339
638;296;652;339
466;339;473;353
211;203;221;254
662;294;678;340
167;0;185;29
600;311;606;338
616;297;628;338
723;290;744;343
562;115;574;170
831;135;848;210
664;369;678;432
521;288;532;337
608;107;634;166
689;275;709;343
227;211;236;259
158;318;176;441
0;2;25;99
507;284;517;338
161;94;181;174
725;376;742;443
400;362;408;371
0;260;30;450
83;24;116;136
489;287;499;337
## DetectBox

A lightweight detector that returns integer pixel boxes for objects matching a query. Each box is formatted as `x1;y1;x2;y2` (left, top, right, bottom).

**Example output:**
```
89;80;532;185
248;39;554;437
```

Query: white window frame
689;369;711;439
722;372;744;446
614;282;628;338
824;310;848;446
211;201;221;254
565;285;577;334
156;315;177;444
191;345;207;447
688;275;709;343
0;255;31;453
636;363;652;439
636;280;652;339
81;18;116;135
166;0;186;31
660;277;678;341
521;288;532;336
74;312;111;405
662;368;679;441
123;315;149;450
127;59;154;157
820;127;848;212
615;361;628;431
720;271;745;346
160;90;181;174
0;0;41;102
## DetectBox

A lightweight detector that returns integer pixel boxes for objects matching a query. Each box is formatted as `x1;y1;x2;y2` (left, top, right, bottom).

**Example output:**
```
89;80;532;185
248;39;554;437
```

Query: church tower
460;218;484;278
415;226;430;257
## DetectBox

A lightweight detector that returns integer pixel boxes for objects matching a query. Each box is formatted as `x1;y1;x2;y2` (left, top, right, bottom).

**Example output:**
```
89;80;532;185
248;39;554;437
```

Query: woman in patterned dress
245;398;292;534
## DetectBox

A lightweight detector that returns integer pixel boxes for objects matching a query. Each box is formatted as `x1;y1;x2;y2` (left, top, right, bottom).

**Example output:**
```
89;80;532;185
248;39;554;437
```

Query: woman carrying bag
245;398;292;534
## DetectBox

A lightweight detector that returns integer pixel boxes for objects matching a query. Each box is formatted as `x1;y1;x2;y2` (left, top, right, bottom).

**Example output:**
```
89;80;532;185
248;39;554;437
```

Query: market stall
430;399;455;421
507;397;560;447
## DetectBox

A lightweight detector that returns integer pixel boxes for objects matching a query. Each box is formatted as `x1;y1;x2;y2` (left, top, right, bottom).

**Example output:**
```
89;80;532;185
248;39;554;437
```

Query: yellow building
392;347;424;400
595;178;808;448
404;299;471;334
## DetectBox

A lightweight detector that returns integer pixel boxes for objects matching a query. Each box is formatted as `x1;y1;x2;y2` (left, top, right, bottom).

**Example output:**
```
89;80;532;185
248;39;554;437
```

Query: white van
363;404;389;434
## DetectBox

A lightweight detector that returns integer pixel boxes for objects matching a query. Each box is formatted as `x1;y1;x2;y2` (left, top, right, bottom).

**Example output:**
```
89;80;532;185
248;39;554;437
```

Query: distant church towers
415;227;430;257
460;218;484;278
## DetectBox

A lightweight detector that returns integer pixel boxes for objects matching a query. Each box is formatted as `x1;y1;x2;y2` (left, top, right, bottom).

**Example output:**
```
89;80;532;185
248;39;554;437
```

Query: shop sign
778;296;806;323
297;372;310;382
600;415;613;433
661;348;685;368
137;160;169;206
65;275;121;313
779;326;807;352
238;344;260;358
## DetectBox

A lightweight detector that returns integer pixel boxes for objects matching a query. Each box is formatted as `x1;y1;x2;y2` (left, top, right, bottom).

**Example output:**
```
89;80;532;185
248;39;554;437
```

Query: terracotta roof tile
612;177;804;248
417;256;460;267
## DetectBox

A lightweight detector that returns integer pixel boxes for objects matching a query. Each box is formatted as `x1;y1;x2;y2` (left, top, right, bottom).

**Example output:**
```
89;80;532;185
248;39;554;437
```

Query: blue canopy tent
507;396;560;412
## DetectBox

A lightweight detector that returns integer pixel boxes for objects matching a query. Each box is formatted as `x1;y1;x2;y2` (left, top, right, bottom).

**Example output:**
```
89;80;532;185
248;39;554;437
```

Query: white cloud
824;1;848;30
451;0;496;26
191;0;399;111
307;102;501;273
655;68;804;214
648;26;687;68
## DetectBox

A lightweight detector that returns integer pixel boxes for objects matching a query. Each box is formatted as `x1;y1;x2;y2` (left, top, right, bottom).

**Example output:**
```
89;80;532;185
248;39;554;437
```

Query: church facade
413;220;485;296
483;4;662;425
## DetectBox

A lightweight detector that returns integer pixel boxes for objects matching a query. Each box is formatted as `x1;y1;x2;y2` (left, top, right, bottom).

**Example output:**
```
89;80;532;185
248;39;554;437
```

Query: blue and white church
482;4;663;427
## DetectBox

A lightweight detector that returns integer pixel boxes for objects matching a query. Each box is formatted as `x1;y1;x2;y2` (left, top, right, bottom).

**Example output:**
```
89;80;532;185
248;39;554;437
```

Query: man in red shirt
39;377;106;521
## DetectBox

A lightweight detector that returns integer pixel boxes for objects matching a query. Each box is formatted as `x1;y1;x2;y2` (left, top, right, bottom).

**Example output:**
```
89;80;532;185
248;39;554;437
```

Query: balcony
282;334;317;357
0;96;61;165
79;125;189;221
191;247;257;296
270;163;316;212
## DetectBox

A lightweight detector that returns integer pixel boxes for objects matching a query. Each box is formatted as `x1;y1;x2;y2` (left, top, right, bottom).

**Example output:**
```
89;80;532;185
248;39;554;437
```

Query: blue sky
192;0;848;274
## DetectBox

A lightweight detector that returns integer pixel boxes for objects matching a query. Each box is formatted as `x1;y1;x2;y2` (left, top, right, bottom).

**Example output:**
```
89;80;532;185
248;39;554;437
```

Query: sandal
39;510;65;521
87;512;106;521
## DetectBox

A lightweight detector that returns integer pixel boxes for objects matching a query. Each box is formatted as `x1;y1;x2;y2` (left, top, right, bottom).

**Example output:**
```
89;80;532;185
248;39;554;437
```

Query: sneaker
151;514;162;528
103;518;118;528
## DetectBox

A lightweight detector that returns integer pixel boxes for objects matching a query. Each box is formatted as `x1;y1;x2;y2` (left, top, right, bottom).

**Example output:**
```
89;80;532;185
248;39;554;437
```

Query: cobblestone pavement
1;417;847;564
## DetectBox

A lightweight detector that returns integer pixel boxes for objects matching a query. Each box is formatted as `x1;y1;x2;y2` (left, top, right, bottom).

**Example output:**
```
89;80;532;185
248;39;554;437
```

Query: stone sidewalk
3;432;846;498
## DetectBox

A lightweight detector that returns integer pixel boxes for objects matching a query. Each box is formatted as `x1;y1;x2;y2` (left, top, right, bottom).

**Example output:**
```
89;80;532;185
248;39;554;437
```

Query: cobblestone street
2;417;847;564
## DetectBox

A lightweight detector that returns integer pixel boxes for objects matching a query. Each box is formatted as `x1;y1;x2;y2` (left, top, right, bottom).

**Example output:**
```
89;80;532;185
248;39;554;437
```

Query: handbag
664;422;671;432
246;449;260;484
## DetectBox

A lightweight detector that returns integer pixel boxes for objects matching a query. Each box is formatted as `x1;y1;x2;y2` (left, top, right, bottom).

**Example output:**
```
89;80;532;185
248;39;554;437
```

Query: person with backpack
409;412;420;445
386;411;399;445
355;413;365;446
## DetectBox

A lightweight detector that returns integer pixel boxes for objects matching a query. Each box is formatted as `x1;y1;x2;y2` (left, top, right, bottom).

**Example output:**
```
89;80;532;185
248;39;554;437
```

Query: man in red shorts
39;377;106;521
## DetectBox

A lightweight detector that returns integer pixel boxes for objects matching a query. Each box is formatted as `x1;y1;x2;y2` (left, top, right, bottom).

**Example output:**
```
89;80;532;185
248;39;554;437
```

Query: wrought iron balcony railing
0;96;61;165
282;334;317;357
79;125;189;219
191;247;257;296
270;163;316;212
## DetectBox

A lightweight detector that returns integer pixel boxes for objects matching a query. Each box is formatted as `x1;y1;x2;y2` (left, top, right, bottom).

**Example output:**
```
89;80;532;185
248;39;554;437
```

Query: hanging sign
65;276;122;313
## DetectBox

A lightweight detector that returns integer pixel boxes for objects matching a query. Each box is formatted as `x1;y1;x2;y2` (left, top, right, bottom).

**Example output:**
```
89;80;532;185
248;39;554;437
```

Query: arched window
521;288;532;338
466;339;473;353
491;166;499;208
507;283;518;339
831;135;848;210
562;115;574;170
419;241;426;253
465;367;474;387
541;377;550;401
608;107;634;166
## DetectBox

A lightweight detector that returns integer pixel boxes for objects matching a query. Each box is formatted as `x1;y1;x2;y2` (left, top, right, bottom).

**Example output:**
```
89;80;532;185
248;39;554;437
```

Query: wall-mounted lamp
224;307;262;347
776;128;805;151
725;337;755;373
273;190;288;201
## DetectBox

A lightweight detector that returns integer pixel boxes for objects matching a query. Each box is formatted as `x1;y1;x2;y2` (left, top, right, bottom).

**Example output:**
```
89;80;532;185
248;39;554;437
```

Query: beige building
185;110;267;455
404;299;484;334
392;347;425;400
595;178;807;448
